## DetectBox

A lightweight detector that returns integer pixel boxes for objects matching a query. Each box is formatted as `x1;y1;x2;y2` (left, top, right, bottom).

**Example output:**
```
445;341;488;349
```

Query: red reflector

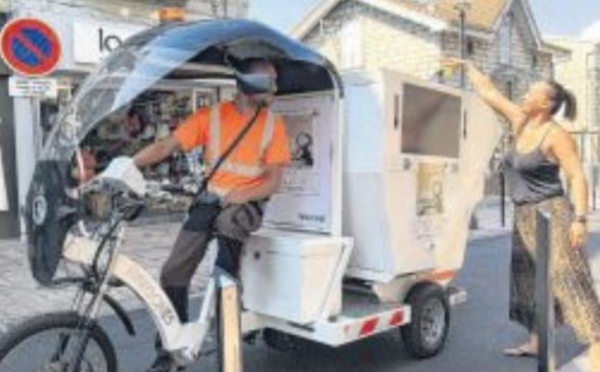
389;310;404;326
359;318;379;336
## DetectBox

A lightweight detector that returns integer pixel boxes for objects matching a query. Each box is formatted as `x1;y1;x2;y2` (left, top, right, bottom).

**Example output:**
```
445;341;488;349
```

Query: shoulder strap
537;123;557;149
514;117;528;139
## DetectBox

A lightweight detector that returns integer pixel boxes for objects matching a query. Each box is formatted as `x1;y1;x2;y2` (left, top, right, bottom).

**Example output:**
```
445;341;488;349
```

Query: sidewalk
0;216;216;333
469;196;514;241
557;208;600;372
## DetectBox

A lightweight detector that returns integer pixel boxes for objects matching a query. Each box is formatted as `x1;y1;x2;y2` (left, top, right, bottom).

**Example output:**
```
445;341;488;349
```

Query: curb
559;351;589;371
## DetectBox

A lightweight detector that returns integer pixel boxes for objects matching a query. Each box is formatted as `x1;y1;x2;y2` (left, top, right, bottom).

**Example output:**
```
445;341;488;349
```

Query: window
498;15;512;65
340;20;363;69
400;83;462;158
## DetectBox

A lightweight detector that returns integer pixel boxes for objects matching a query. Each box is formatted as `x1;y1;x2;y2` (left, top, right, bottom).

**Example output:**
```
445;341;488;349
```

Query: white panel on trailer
240;230;346;324
342;69;500;282
262;92;337;234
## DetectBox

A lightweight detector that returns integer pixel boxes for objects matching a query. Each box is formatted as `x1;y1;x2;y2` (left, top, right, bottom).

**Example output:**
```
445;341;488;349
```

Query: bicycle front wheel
0;312;117;372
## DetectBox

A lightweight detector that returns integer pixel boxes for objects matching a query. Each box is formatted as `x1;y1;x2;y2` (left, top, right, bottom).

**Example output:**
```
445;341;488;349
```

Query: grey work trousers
159;199;265;288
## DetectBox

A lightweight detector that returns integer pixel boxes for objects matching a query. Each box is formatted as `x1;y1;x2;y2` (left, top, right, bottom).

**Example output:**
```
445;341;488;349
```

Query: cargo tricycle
0;19;500;372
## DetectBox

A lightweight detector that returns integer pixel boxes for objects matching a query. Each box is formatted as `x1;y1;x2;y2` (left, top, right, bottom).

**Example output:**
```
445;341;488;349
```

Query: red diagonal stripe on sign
13;31;49;65
389;310;404;327
359;318;379;337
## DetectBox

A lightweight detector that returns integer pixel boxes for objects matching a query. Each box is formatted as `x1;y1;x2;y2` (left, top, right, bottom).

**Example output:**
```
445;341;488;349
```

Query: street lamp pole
454;0;471;88
453;1;477;229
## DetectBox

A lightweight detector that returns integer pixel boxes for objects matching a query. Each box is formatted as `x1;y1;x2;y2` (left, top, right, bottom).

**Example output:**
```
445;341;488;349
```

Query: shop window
81;89;216;213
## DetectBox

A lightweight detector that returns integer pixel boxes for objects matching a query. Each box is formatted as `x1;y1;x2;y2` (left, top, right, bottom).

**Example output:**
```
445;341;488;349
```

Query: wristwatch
574;215;588;224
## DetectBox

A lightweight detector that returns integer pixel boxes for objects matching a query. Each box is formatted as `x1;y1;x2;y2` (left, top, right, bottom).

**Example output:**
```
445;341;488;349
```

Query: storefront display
80;89;214;213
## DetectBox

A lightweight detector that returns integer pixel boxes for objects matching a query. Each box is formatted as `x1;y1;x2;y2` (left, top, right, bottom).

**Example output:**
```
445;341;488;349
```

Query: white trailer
239;68;501;357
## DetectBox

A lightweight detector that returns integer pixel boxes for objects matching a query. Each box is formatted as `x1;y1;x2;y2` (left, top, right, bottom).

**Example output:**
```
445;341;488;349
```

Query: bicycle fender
103;293;136;336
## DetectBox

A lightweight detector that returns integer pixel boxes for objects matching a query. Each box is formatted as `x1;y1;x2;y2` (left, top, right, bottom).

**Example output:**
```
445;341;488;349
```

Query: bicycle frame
62;232;222;363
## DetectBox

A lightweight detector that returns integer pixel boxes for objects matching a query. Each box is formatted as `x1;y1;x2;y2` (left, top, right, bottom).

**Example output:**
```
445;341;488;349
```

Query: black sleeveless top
502;125;565;205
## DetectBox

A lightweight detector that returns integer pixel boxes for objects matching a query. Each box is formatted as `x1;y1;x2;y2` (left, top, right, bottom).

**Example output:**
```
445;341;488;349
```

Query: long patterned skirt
510;195;600;344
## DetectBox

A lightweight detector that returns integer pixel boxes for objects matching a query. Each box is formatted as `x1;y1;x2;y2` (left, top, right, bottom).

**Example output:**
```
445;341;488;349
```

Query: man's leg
214;201;265;277
159;228;212;322
159;201;221;321
150;202;220;371
215;236;244;278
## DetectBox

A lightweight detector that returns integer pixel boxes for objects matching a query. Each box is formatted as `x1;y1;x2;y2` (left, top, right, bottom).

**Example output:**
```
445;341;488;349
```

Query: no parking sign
0;18;62;76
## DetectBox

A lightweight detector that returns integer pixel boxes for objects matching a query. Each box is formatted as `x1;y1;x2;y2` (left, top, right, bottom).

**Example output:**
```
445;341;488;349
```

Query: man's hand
133;136;181;169
441;57;470;70
440;58;471;78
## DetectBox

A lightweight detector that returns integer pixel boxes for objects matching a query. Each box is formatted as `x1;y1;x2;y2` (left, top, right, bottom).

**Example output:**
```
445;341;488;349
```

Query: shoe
503;344;538;358
147;352;184;372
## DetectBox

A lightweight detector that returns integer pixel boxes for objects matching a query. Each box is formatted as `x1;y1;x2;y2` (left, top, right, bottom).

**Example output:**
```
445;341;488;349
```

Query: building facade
548;39;600;157
548;38;600;202
0;0;248;238
292;0;568;196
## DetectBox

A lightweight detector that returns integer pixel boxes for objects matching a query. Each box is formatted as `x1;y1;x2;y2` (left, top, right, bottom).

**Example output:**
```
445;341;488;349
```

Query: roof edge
292;0;449;40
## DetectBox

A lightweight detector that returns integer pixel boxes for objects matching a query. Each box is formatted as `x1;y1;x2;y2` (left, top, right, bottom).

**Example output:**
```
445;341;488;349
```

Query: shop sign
9;76;58;98
73;21;146;64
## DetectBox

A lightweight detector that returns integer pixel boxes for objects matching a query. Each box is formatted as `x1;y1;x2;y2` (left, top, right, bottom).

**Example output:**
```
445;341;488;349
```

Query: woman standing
443;58;600;369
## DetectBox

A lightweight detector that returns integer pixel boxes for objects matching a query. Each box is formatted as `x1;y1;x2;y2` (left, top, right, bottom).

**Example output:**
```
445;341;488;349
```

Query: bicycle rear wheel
0;312;117;372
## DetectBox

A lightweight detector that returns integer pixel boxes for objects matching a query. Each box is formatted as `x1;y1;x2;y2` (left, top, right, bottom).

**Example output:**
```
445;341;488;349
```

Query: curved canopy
43;18;342;161
28;19;342;286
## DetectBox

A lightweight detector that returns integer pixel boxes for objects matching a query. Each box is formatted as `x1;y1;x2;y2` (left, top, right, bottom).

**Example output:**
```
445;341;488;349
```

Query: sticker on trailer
416;163;445;217
414;217;445;251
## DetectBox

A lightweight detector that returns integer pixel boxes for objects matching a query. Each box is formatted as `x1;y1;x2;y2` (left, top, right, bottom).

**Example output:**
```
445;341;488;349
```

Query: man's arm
133;136;181;168
223;165;285;204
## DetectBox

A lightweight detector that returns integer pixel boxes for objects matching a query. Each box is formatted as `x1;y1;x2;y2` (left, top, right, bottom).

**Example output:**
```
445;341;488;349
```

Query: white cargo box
240;229;347;324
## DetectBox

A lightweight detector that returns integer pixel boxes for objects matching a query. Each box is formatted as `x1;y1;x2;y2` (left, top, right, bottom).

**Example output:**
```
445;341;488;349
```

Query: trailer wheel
263;329;305;352
401;282;450;359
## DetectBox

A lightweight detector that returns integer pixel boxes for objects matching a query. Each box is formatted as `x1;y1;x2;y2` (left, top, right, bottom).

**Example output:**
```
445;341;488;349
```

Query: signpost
0;18;62;77
0;145;7;212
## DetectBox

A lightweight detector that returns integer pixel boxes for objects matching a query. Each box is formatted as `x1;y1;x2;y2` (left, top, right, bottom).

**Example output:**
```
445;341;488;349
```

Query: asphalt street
94;232;599;372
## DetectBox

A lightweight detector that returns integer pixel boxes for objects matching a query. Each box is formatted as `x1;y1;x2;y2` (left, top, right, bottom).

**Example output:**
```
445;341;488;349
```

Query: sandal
503;344;538;358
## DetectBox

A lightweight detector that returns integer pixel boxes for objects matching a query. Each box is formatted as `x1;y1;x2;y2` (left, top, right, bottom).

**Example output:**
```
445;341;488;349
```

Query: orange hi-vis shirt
174;101;290;196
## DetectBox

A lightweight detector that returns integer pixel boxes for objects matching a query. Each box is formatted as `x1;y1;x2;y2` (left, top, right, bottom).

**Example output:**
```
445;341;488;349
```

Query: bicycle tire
0;311;117;372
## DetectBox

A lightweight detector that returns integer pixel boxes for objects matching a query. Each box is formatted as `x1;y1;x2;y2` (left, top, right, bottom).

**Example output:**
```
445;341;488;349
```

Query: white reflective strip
343;306;411;342
260;111;276;156
208;185;230;197
220;161;263;178
209;105;220;164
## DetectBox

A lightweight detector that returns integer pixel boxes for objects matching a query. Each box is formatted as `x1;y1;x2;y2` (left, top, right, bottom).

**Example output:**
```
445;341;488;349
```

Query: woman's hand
441;58;471;73
569;221;588;249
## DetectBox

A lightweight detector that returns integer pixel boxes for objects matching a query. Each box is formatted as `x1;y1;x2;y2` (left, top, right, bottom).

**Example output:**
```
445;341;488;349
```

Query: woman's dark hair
546;80;577;121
